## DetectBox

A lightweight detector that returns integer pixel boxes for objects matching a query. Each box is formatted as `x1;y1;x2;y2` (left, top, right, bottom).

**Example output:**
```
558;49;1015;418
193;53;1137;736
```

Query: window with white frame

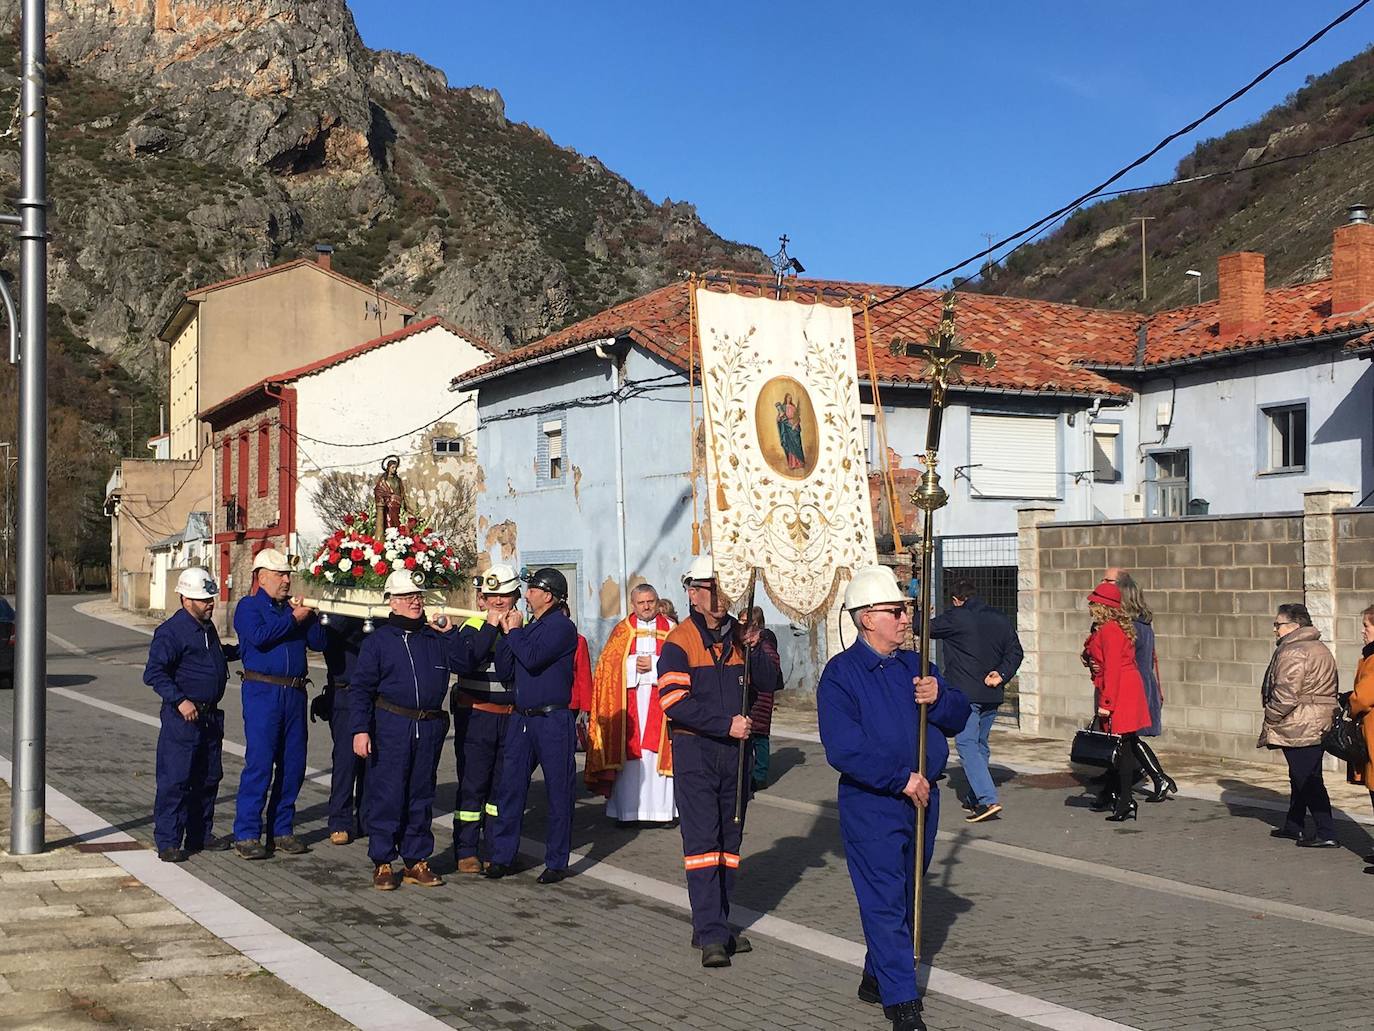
1091;422;1122;483
1260;402;1307;474
432;437;465;458
968;412;1059;499
860;403;876;471
1146;449;1190;517
537;419;565;484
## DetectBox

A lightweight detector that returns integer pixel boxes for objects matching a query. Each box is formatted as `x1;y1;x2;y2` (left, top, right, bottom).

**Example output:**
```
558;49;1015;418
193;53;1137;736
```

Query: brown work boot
372;863;398;891
456;856;483;874
402;860;444;887
330;831;352;846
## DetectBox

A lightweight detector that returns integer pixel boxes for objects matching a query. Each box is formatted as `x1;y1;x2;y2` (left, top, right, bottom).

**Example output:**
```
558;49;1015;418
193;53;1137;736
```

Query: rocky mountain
0;0;765;581
973;44;1374;312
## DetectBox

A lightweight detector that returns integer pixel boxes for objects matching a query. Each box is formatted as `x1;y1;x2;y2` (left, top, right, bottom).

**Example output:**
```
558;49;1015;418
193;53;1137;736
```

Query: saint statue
774;393;806;471
374;455;409;534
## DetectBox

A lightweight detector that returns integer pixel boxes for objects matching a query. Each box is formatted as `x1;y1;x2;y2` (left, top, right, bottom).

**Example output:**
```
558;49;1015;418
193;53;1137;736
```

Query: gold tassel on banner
687;274;702;556
862;298;905;542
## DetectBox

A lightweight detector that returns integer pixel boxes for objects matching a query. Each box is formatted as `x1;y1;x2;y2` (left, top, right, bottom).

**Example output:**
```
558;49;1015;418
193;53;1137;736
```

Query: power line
293;396;475;448
873;0;1373;313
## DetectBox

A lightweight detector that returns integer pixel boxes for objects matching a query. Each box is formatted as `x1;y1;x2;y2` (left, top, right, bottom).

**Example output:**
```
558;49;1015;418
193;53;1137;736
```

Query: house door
1146;450;1190;518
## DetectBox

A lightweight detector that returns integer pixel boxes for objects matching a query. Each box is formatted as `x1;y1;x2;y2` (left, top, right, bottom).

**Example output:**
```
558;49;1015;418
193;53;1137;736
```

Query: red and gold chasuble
585;614;674;796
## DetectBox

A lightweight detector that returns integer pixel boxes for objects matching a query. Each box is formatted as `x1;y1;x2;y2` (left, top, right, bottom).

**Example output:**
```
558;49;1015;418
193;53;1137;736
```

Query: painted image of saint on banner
754;376;819;480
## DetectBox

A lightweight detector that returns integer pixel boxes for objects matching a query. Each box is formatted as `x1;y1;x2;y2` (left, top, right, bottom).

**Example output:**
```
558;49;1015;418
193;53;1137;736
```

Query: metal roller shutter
968;413;1059;499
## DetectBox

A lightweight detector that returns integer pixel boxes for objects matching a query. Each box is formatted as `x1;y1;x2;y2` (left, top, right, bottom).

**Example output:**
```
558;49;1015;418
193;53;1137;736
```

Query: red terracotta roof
1134;279;1374;366
452;277;1142;397
202;317;493;422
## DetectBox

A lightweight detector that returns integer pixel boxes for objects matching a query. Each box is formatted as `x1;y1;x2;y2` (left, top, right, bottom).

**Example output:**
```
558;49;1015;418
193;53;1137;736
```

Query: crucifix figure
887;290;995;965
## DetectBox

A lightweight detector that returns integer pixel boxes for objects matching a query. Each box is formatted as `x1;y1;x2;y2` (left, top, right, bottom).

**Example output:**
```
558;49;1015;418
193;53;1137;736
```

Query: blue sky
348;1;1374;287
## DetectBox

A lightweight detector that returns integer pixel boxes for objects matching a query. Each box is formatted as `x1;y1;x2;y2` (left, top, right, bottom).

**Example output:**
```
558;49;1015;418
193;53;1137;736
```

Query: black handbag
1070;720;1121;768
1321;702;1369;765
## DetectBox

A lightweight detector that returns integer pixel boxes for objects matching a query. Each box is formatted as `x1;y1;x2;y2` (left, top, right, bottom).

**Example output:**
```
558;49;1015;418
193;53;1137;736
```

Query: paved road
4;595;1373;1030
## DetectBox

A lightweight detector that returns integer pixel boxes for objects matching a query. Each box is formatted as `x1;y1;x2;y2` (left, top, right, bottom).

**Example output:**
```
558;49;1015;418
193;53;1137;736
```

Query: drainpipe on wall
594;338;629;608
1083;397;1104;520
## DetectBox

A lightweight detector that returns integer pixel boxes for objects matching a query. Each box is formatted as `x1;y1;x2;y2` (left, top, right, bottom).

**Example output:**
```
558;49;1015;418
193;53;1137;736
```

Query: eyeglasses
1272;620;1296;629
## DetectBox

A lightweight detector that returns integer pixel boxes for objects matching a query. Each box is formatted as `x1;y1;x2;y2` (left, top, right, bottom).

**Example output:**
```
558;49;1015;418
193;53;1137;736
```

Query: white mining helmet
383;569;426;597
175;568;218;601
843;565;905;611
681;553;716;588
475;564;520;595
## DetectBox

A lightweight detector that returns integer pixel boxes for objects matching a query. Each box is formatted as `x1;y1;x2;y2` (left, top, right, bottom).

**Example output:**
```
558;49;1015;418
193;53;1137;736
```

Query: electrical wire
116;441;212;521
873;0;1374;313
293;396;475;448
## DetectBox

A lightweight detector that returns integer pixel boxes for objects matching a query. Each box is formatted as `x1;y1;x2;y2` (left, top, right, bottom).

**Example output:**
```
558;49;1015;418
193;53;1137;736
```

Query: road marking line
749;790;1374;938
0;756;450;1031
771;728;1374;827
510;831;1139;1031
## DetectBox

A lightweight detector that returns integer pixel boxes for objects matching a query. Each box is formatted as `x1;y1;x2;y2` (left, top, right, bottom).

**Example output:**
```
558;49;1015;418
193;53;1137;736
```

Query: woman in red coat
1083;581;1150;822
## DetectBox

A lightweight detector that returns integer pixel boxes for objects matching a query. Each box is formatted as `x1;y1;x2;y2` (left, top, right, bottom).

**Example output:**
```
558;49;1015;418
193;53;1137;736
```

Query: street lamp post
12;0;49;856
0;442;13;596
1185;269;1202;305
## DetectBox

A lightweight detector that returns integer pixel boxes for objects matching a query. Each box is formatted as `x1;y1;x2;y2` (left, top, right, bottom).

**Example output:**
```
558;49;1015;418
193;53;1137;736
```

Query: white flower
385;549;398;561
324;571;335;583
338;558;352;572
363;548;375;562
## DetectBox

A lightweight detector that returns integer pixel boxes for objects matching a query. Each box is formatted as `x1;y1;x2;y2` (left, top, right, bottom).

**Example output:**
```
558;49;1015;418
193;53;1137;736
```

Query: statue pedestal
299;586;479;625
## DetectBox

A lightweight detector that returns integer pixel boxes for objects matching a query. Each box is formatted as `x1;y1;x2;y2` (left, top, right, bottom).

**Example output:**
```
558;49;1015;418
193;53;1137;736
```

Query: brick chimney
1332;205;1374;316
314;243;334;271
1217;251;1265;338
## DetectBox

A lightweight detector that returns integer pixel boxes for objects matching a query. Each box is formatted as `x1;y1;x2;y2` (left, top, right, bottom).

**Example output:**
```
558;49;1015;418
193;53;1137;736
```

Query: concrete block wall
1020;509;1309;763
1335;508;1374;674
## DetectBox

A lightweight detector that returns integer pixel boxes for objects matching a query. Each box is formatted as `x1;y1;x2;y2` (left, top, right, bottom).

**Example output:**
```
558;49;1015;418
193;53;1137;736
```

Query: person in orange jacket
1348;603;1374;867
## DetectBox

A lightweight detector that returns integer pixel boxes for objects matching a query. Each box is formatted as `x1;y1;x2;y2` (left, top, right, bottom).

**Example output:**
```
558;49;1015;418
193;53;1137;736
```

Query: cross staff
890;291;995;965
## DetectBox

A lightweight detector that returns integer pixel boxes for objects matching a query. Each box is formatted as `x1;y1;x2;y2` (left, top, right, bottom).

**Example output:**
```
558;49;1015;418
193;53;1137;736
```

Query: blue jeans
954;702;1000;807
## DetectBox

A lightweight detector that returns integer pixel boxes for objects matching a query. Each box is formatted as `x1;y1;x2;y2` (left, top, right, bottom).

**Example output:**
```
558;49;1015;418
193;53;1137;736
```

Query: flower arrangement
297;510;464;591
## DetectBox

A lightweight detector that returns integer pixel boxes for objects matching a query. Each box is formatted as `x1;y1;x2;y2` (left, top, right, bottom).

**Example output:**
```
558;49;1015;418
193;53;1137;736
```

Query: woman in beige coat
1259;603;1339;847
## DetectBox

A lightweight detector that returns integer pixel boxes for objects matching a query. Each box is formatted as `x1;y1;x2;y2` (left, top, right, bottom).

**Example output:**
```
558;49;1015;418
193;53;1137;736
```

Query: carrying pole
11;0;49;855
732;572;758;825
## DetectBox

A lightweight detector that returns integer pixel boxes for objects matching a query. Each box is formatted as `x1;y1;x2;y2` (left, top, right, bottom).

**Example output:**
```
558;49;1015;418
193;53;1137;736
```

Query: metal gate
932;532;1020;726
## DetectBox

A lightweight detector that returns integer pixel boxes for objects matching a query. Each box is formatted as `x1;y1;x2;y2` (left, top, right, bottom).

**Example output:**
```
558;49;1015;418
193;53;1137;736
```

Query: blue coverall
451;615;514;861
817;640;971;1009
144;608;238;853
350;618;468;865
658;613;781;947
231;588;327;843
487;607;578;871
322;615;367;836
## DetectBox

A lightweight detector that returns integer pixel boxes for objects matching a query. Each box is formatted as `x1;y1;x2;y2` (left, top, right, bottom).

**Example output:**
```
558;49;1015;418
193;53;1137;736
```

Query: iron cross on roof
889;291;996;452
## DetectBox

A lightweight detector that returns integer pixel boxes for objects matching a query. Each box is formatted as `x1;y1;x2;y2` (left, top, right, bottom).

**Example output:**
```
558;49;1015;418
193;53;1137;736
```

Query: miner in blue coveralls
350;570;467;890
313;613;367;845
231;548;328;860
483;566;578;885
143;568;239;863
657;554;780;970
450;563;519;874
818;565;971;1031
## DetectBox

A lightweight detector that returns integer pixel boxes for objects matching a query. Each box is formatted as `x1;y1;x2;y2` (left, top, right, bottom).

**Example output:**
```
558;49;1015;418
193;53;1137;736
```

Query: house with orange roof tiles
199;317;494;630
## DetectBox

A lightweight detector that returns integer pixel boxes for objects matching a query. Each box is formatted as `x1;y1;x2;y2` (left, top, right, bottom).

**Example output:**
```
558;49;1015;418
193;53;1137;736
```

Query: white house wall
292;325;487;554
1133;350;1374;515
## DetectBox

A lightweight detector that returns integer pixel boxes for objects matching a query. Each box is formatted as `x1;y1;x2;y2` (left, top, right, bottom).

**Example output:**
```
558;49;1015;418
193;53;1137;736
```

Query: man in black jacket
930;579;1024;823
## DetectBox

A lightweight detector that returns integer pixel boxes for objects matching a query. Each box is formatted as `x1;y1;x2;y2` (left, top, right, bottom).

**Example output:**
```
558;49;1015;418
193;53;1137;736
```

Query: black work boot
890;999;926;1031
233;839;269;861
857;971;881;1004
700;943;731;968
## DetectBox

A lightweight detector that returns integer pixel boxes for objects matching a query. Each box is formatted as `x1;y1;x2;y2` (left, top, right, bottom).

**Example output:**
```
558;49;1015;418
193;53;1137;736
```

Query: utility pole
1132;217;1155;301
12;0;49;855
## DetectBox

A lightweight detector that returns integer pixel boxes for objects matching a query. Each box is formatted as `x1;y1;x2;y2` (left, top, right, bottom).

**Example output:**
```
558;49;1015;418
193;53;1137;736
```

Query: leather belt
453;690;514;716
516;704;563;717
240;671;309;690
376;697;448;722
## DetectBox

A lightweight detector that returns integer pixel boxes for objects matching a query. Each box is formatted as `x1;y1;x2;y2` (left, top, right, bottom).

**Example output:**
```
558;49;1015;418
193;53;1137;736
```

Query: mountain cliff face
973;45;1374;312
0;0;765;579
0;0;766;371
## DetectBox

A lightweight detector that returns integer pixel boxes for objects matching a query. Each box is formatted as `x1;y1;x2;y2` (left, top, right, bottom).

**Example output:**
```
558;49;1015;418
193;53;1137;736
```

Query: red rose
351;548;364;562
404;557;417;570
373;560;389;576
343;514;354;525
414;543;427;554
329;551;341;564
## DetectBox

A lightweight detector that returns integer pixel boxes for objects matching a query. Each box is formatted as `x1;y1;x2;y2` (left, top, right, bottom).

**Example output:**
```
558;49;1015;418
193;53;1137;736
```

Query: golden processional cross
888;290;995;964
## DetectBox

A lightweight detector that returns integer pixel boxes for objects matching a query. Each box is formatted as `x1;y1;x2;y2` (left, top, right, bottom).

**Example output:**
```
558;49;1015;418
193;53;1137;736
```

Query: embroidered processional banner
695;288;877;622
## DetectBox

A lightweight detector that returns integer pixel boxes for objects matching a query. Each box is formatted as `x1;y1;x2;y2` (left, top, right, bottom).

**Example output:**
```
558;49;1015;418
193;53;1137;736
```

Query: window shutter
968;413;1058;499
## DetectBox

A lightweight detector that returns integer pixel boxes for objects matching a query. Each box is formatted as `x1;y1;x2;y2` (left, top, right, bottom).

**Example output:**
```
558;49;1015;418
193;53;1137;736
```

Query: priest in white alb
585;583;677;823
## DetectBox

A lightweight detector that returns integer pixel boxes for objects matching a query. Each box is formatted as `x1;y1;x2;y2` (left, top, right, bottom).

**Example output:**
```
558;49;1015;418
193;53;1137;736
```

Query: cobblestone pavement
8;594;1374;1030
0;780;351;1031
